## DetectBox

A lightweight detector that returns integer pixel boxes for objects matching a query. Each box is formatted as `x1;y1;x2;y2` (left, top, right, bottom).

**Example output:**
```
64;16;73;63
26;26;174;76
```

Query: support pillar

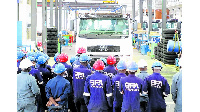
66;8;68;30
59;0;62;32
50;0;53;27
162;0;167;37
139;0;143;27
42;0;47;53
31;0;37;41
132;0;135;20
64;6;66;29
55;0;58;29
148;0;152;34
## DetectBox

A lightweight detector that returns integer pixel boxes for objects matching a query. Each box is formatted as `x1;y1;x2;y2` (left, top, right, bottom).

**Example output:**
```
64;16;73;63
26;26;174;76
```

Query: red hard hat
77;47;86;54
107;56;116;65
37;41;42;47
93;60;105;70
58;53;68;62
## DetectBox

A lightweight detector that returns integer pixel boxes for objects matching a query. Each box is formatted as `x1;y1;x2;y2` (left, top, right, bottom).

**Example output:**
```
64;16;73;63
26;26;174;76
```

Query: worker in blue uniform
70;56;77;65
171;58;182;112
37;56;53;111
17;58;40;112
119;61;143;112
112;60;127;112
58;53;73;78
136;59;149;112
73;53;91;112
45;63;71;112
143;61;170;112
104;56;118;80
17;51;26;74
87;56;92;70
73;54;91;70
83;59;113;112
59;53;77;112
51;53;60;77
34;51;44;68
28;56;43;85
72;47;86;69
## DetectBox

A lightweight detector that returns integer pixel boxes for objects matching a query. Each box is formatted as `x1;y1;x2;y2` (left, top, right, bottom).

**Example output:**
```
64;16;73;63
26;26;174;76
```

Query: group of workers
17;47;182;112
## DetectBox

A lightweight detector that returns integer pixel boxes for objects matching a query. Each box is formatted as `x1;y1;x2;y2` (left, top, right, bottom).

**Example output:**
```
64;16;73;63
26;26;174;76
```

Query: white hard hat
19;58;33;69
138;59;148;68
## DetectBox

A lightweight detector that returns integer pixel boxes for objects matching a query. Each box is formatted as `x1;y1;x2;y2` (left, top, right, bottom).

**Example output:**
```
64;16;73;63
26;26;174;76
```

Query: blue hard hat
54;53;60;62
54;63;66;74
35;51;43;60
17;51;25;59
100;58;107;66
87;56;91;63
70;56;76;64
117;60;127;70
127;61;138;71
79;53;89;62
27;56;36;62
152;61;163;69
26;52;35;57
37;56;47;64
43;54;50;60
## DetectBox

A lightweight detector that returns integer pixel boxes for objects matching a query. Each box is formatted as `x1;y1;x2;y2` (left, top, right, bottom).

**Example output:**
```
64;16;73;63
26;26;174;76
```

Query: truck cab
76;13;133;66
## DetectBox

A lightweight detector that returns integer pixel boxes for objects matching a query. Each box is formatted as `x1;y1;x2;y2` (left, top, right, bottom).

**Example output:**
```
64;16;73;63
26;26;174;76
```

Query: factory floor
47;42;177;112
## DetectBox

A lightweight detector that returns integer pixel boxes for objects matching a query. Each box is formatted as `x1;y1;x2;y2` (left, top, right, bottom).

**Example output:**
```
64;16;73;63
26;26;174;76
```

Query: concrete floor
47;42;177;112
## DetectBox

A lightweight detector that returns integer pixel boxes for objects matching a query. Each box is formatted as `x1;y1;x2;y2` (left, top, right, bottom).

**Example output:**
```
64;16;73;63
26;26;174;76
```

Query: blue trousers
74;97;87;112
88;109;109;112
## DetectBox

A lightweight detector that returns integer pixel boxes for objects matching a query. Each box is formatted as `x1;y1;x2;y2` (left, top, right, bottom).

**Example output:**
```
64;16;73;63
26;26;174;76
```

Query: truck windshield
79;18;129;38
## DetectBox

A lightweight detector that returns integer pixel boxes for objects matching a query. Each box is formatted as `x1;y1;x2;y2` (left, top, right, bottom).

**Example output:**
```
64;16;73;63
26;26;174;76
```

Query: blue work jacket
112;73;127;107
104;65;118;79
29;66;43;83
171;70;182;112
37;65;53;85
17;71;40;106
45;75;71;106
83;71;113;110
72;59;81;69
143;73;170;109
73;65;91;99
119;74;143;112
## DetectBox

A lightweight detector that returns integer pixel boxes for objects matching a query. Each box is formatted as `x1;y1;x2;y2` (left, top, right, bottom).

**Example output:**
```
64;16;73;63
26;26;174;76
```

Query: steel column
17;2;19;21
162;0;166;37
64;6;66;29
31;0;37;41
75;11;77;32
148;0;152;34
55;0;58;29
66;8;68;30
59;0;62;32
132;0;135;20
139;0;143;26
50;0;53;27
42;0;47;53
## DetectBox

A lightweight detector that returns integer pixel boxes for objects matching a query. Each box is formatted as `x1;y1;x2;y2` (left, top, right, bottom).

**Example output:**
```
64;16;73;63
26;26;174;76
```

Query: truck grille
87;45;120;52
